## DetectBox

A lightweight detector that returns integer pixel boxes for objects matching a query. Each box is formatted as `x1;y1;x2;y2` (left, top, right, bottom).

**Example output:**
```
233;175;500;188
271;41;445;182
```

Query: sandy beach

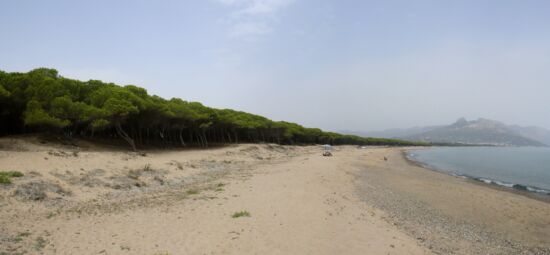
356;148;550;254
1;137;549;254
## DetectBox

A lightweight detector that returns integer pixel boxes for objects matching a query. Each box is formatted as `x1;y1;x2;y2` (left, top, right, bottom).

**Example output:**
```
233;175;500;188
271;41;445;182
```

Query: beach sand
0;137;548;254
356;147;550;254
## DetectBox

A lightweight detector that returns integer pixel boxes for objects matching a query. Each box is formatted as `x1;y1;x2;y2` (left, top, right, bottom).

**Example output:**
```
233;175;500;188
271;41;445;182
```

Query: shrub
0;175;11;184
186;189;199;195
231;211;250;218
0;171;24;184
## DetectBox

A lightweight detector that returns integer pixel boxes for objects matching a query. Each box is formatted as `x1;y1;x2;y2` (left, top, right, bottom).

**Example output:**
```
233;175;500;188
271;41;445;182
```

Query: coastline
402;147;550;204
355;147;550;254
1;138;549;254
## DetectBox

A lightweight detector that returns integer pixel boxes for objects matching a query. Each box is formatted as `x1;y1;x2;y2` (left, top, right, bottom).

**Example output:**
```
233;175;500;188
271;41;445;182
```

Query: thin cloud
230;22;270;38
237;0;295;16
215;0;295;39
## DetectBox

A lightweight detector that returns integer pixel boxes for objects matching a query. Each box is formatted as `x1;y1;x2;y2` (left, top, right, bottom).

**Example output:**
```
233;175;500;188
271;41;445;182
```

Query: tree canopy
0;68;426;150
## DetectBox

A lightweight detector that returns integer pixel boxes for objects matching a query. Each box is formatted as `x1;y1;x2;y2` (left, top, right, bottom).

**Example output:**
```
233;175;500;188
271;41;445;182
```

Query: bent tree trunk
115;122;136;151
201;130;208;147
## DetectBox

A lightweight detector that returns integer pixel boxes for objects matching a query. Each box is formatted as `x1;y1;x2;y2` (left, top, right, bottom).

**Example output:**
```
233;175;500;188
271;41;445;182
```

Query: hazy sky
1;0;549;131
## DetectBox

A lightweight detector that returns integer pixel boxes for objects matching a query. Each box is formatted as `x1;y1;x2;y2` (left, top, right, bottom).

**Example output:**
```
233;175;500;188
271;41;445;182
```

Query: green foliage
232;211;251;218
29;67;58;78
50;96;103;124
102;97;138;118
0;68;427;149
186;189;200;195
24;100;70;128
0;171;24;184
91;119;110;130
0;85;10;98
0;175;10;184
5;171;23;177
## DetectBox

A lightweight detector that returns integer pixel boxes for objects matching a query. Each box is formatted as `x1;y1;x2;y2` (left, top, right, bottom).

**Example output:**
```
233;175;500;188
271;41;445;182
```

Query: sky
1;0;550;131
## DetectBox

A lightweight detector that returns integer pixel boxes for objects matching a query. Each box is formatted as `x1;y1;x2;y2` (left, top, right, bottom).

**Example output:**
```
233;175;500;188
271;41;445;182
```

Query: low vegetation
0;68;426;150
34;236;47;251
186;189;200;195
0;171;24;184
143;164;152;172
232;211;251;218
214;183;225;192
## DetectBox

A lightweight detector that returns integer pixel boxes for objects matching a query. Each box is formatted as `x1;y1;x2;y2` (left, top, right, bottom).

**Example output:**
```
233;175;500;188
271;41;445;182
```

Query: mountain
406;118;546;146
345;118;550;146
341;125;442;139
508;125;550;146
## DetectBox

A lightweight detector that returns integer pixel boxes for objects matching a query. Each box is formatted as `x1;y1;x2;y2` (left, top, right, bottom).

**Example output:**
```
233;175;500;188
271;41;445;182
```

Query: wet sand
355;147;550;254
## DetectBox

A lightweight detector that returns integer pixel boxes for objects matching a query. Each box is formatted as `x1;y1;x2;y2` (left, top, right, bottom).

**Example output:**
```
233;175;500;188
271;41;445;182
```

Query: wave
470;176;550;195
405;152;550;196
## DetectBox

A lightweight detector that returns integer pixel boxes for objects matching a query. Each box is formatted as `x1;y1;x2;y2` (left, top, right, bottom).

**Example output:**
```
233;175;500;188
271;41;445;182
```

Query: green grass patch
186;189;200;195
0;171;24;184
0;175;10;184
231;210;250;218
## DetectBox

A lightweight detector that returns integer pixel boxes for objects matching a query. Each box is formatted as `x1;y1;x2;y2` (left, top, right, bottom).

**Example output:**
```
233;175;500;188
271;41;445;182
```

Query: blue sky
1;0;550;131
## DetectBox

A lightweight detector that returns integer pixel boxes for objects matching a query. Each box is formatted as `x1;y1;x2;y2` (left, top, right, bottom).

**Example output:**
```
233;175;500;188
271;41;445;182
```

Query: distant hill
507;125;550;146
406;118;546;146
344;118;550;146
341;125;442;139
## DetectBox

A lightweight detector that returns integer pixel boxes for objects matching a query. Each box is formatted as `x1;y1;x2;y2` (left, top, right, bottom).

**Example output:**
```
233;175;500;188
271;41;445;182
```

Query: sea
406;147;550;196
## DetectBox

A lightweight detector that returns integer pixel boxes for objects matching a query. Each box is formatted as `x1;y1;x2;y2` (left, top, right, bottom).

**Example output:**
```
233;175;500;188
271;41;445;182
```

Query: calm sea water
406;147;550;195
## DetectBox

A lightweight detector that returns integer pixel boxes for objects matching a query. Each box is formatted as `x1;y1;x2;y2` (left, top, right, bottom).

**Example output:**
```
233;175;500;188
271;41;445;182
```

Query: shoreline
355;147;550;254
402;148;550;204
1;137;549;254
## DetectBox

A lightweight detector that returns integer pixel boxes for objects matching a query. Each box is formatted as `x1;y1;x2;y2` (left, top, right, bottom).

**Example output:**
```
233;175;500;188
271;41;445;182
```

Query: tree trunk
226;130;232;143
179;127;186;147
115;122;136;151
201;130;208;147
